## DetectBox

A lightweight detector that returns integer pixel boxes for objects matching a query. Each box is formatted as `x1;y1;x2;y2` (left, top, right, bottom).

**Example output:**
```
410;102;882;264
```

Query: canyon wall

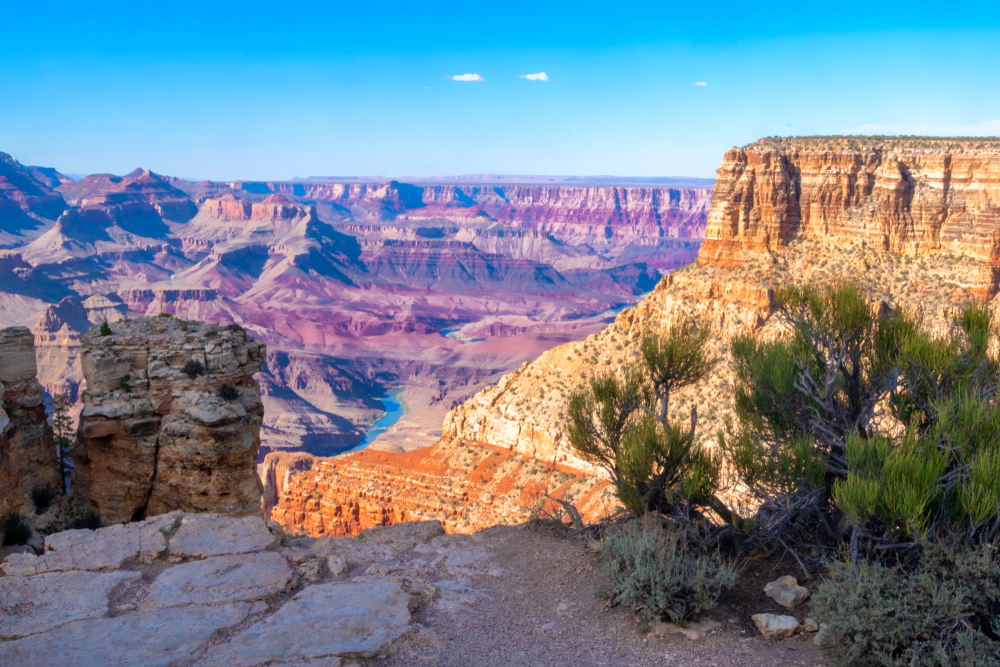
0;327;59;516
73;317;266;523
700;137;1000;295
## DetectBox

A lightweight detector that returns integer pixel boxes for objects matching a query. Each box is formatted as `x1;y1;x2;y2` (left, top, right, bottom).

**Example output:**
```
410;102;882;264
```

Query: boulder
763;575;810;608
751;613;801;638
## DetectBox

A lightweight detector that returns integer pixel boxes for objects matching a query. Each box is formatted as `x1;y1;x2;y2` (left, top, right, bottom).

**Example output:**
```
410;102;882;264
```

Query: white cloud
694;81;707;86
450;73;484;82
520;72;550;81
850;120;1000;135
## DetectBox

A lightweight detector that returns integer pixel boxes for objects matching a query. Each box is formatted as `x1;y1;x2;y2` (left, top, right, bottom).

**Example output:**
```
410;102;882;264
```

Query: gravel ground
383;524;830;667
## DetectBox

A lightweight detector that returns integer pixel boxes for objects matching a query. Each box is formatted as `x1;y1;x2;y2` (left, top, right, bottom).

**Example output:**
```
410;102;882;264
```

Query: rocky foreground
0;514;829;667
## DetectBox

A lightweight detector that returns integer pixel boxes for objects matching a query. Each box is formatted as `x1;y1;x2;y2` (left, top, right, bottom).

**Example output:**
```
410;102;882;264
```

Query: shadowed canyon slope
269;136;1000;536
0;151;711;461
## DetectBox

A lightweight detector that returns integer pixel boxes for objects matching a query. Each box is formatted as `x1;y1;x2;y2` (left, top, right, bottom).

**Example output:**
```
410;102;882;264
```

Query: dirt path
384;524;831;667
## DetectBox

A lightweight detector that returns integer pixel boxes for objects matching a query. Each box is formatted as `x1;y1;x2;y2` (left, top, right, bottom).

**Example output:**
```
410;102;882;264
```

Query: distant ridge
293;174;715;188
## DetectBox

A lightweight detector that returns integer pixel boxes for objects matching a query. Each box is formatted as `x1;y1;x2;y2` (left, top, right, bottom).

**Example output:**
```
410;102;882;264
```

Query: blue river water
347;389;406;453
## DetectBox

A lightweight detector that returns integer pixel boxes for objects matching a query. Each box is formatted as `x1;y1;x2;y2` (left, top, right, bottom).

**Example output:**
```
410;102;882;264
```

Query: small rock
7;544;35;556
297;559;323;582
26;532;44;554
764;575;811;608
751;613;802;638
813;622;830;646
540;622;555;631
327;555;348;576
249;601;268;615
556;602;569;612
803;617;819;633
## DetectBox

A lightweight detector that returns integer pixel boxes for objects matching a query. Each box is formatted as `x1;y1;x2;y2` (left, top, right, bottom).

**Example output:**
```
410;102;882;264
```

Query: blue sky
2;1;999;180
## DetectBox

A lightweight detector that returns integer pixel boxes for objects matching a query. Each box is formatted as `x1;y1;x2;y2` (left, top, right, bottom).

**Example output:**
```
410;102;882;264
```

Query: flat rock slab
169;514;278;558
751;613;802;638
1;512;179;577
0;602;250;667
0;570;140;638
144;551;294;608
197;581;415;665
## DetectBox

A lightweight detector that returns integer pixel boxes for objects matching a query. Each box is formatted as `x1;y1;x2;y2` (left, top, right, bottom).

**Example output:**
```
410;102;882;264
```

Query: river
347;389;406;453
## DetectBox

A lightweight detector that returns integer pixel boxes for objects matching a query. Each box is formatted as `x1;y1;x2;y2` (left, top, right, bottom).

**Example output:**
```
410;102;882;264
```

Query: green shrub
118;374;131;391
71;510;102;531
599;515;737;624
99;320;111;336
2;514;30;546
157;312;172;318
812;542;1000;667
567;320;728;522
182;359;205;379
30;485;56;514
217;384;239;401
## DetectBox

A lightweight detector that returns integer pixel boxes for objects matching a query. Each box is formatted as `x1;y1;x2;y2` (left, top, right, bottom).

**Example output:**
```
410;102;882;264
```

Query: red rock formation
699;137;1000;297
269;439;613;536
0;327;59;516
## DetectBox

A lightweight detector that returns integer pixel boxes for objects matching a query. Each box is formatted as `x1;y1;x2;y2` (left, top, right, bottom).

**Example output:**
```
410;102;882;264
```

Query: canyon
0;151;711;466
269;136;1000;536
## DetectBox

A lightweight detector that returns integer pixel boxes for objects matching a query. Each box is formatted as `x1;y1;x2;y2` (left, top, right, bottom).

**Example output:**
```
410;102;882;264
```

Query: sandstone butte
0;326;59;517
268;136;1000;536
73;317;267;524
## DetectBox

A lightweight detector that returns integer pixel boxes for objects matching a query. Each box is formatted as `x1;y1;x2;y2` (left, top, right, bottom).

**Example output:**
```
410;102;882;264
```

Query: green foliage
30;485;56;514
182;359;205;379
50;393;74;495
157;312;172;318
70;510;101;531
812;542;1000;667
217;384;240;401
566;320;724;519
600;516;737;624
2;514;30;546
99;320;111;336
118;375;131;391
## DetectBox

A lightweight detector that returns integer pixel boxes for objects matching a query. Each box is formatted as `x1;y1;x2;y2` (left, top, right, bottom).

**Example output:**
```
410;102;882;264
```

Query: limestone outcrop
72;317;266;524
700;137;1000;296
0;514;496;665
0;326;59;517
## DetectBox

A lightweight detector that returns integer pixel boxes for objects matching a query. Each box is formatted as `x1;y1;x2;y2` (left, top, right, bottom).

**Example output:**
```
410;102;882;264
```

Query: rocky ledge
0;513;499;667
73;317;266;524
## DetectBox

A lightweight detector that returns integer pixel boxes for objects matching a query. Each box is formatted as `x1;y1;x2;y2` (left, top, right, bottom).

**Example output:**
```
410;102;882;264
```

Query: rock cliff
0;327;59;516
700;136;1000;296
73;317;266;523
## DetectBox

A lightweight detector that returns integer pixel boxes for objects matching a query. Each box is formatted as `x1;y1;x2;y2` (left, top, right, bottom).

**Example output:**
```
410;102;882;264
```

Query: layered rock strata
700;136;1000;296
73;317;266;523
269;439;613;536
0;327;59;516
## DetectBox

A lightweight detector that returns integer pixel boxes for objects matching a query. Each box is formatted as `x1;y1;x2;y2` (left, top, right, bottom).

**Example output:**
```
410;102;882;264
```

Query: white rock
169;514;279;558
764;575;811;608
0;570;140;637
0;602;250;667
814;622;830;646
144;551;294;608
327;555;349;576
2;512;179;576
751;613;802;638
81;400;135;419
196;581;416;665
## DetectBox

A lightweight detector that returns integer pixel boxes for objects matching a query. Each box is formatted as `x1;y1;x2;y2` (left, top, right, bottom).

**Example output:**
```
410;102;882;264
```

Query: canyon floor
1;512;828;667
